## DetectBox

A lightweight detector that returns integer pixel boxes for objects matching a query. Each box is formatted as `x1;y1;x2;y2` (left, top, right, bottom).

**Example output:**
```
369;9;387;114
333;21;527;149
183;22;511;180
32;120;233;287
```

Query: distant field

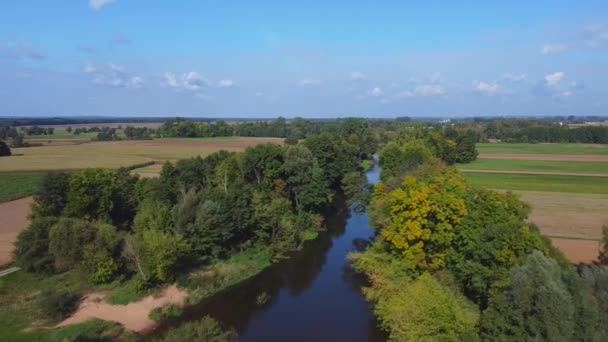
458;159;608;175
0;172;45;202
512;191;608;240
464;173;608;194
0;137;282;171
477;143;608;155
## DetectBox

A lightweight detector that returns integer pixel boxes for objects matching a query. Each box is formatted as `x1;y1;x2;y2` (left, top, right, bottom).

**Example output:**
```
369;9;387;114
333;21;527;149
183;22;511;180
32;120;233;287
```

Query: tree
155;316;237;342
31;172;70;218
64;168;137;228
133;199;173;234
304;132;358;188
480;251;589;341
252;192;298;255
377;163;468;272
48;218;97;270
362;271;479;341
448;189;544;307
599;225;608;265
140;229;190;283
14;217;58;273
0;139;11;157
243;143;284;189
283;145;331;211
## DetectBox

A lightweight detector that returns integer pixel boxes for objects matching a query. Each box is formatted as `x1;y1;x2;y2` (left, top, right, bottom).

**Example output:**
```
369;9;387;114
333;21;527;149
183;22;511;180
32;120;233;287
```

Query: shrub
14;217;58;273
38;288;79;320
149;304;183;321
0;139;11;157
155;316;237;342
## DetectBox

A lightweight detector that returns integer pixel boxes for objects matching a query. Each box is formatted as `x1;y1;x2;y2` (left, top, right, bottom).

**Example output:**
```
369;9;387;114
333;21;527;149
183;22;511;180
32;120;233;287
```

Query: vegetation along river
152;162;386;341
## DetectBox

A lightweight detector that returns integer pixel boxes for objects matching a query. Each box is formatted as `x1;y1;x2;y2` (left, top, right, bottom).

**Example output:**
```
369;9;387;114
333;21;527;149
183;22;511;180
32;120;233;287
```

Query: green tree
243;143;284;189
48;218;97;270
154;316;237;342
140;229;190;282
283;144;331;211
31;172;70;218
480;251;585;341
133;199;173;234
448;189;544;307
63;168;137;228
0;139;11;157
14;217;58;273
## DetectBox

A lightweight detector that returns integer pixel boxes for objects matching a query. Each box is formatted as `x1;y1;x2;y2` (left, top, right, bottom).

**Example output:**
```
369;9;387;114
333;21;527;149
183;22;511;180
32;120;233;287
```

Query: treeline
14;121;374;312
480;120;608;143
350;138;608;341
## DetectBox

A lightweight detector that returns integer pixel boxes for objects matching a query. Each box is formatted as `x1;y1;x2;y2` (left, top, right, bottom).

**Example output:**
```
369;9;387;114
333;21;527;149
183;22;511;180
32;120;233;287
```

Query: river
154;163;385;341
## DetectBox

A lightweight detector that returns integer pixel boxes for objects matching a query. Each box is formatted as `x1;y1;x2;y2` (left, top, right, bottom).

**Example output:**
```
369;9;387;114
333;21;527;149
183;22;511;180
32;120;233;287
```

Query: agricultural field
0;172;45;202
476;142;608;155
462;142;608;263
0;137;283;172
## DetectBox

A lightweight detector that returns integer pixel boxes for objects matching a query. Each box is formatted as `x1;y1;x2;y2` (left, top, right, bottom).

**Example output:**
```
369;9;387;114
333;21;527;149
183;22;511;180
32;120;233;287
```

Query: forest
350;128;608;341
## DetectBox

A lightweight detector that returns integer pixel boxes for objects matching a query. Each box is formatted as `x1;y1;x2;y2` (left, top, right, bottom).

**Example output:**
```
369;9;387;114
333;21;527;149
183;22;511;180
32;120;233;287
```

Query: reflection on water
152;162;385;342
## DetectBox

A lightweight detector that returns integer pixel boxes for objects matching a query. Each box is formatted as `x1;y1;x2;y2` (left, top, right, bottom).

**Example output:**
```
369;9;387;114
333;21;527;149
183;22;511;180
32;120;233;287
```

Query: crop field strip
476;143;608;155
466;143;608;264
0;137;283;171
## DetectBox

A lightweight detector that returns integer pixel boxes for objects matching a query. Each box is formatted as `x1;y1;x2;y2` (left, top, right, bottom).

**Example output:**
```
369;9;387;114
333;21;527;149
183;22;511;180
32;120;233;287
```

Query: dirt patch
479;153;608;162
462;169;608;177
0;197;33;265
57;285;187;332
550;238;600;264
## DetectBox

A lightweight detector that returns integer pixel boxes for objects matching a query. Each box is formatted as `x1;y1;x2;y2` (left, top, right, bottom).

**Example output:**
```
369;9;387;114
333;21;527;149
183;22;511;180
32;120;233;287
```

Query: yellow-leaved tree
380;163;468;272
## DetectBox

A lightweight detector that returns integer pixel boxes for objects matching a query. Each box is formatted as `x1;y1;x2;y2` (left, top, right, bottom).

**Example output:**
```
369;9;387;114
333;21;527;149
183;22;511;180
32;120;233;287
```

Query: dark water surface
155;164;385;341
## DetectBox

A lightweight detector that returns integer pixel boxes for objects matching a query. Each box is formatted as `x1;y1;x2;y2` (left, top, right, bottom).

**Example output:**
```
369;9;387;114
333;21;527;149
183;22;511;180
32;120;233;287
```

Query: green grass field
464;172;608;194
477;143;608;155
458;159;608;174
0;172;45;202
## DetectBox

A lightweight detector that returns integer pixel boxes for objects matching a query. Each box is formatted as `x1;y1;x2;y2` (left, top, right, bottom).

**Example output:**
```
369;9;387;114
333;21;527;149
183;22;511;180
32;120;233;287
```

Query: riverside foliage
350;137;608;341
13;119;374;308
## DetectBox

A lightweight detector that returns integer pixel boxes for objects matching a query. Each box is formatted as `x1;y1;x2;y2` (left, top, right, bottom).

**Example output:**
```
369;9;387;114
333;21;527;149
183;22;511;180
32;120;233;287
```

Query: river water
155;163;385;341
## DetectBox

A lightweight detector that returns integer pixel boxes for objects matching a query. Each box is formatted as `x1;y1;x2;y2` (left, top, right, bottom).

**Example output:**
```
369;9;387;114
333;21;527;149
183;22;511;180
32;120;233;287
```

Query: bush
14;217;58;273
0;139;11;157
38;288;79;320
149;304;183;321
155;316;237;342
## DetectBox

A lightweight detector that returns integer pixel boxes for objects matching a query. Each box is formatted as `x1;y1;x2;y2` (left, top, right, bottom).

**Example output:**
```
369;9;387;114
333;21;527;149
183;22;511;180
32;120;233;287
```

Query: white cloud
218;79;236;88
163;73;179;88
583;25;608;48
350;71;366;81
502;73;526;82
163;71;207;90
369;87;383;97
129;76;144;89
299;79;321;86
89;0;115;10
84;63;143;89
562;90;573;97
414;84;444;96
473;81;500;95
542;44;566;55
83;63;96;74
183;72;205;90
545;72;564;86
109;63;125;72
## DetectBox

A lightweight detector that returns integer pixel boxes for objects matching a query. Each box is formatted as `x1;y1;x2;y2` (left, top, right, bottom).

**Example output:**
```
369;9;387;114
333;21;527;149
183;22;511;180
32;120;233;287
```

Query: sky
1;1;608;118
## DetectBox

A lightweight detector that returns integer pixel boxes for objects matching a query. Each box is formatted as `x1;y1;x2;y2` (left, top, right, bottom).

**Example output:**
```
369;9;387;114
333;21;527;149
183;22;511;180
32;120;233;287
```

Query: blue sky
1;1;608;118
